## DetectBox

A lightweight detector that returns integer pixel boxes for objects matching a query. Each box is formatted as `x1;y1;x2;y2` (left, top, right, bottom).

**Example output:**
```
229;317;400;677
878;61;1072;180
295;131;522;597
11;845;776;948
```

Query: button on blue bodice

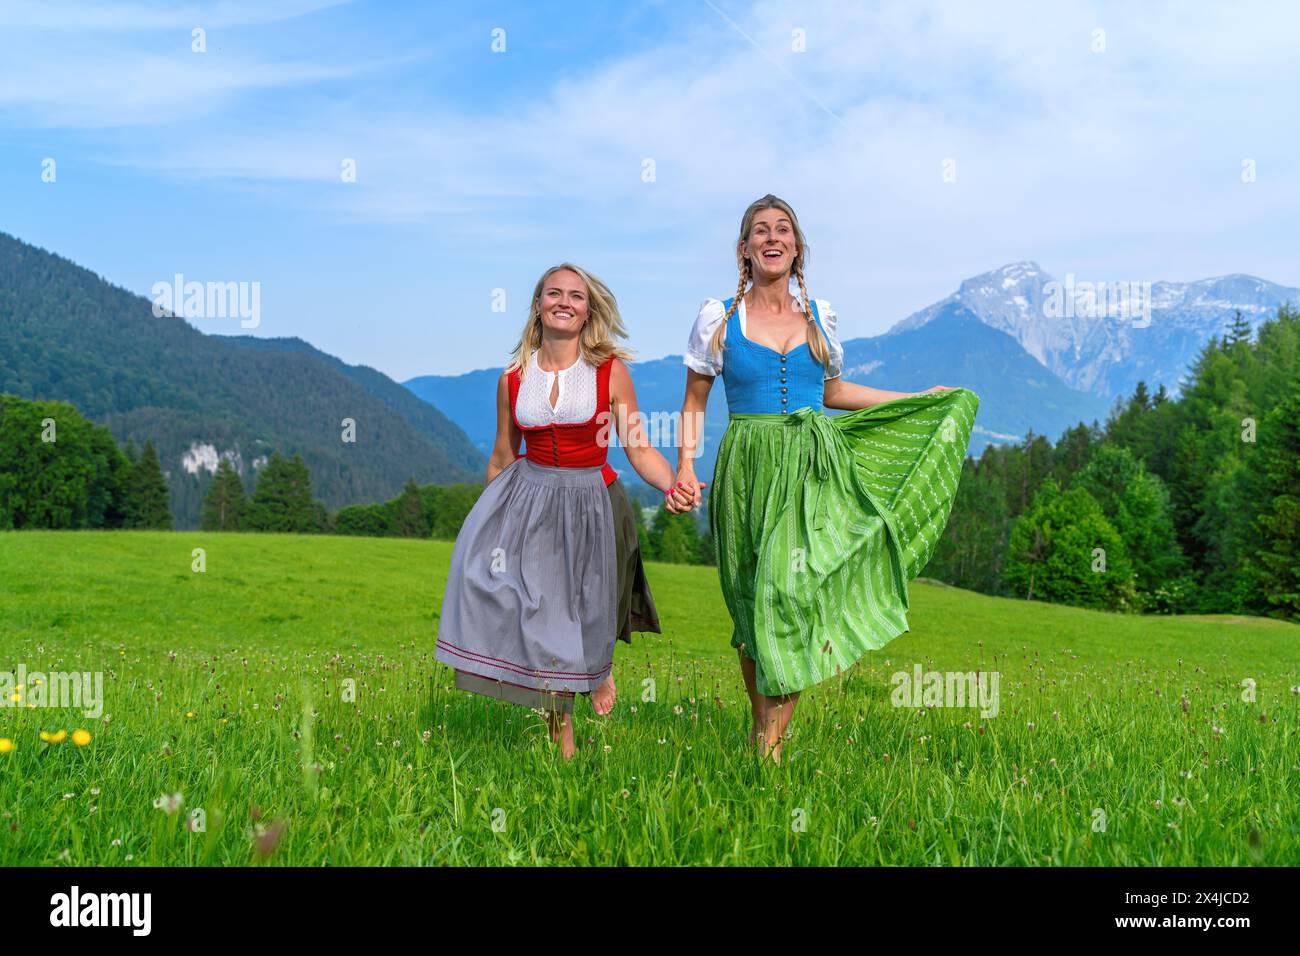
720;296;828;414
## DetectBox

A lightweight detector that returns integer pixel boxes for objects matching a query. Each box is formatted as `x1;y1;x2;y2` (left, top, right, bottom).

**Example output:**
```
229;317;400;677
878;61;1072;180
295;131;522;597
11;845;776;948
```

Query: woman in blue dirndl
674;194;979;762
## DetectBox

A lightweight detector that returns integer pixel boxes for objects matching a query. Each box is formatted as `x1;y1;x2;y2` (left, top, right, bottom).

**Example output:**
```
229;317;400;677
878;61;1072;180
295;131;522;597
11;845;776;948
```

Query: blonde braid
795;259;830;369
708;260;750;357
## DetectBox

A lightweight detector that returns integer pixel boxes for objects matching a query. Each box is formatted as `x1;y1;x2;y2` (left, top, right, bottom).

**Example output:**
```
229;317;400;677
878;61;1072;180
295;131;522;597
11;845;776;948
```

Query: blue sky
2;0;1298;380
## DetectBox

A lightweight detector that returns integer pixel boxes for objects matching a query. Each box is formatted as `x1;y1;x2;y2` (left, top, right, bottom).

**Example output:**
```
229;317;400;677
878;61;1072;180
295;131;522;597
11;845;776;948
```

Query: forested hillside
926;305;1300;621
0;232;484;527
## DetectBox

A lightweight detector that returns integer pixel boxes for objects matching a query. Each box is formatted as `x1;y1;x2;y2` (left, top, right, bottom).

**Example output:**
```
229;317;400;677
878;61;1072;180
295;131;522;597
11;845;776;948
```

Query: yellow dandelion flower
185;711;195;718
0;738;13;754
48;730;68;744
39;731;51;742
72;730;92;747
8;693;19;703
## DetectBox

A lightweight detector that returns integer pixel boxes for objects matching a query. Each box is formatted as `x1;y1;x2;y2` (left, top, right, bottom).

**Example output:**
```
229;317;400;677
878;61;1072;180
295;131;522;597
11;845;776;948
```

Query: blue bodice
719;297;829;415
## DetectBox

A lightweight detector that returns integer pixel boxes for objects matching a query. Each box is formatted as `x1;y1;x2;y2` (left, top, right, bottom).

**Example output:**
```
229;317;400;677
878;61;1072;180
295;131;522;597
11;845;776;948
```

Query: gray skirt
436;458;658;713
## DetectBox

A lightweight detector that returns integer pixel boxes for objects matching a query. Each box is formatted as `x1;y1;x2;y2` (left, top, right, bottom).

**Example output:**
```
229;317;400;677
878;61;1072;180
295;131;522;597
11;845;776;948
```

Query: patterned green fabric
708;388;980;696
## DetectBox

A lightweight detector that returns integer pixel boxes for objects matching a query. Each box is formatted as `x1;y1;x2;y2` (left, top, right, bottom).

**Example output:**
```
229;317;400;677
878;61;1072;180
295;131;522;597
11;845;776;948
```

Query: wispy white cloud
0;0;413;127
4;0;1298;367
0;53;404;127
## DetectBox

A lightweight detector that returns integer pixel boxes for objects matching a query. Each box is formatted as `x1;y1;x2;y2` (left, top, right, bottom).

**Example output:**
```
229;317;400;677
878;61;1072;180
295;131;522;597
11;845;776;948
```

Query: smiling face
741;207;799;281
537;268;589;334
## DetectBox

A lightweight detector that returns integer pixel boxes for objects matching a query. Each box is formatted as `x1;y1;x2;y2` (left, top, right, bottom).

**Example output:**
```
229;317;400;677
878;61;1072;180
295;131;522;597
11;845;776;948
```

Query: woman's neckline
532;349;584;375
736;295;811;356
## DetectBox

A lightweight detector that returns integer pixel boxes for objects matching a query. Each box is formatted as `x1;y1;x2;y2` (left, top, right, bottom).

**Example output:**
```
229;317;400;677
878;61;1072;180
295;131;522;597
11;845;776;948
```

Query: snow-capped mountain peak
886;264;1299;401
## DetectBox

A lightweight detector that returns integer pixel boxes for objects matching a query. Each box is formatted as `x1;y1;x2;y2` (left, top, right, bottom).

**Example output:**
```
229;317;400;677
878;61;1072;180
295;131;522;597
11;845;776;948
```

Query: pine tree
636;514;652;558
698;525;716;566
246;452;321;533
87;425;131;529
927;457;1010;593
1252;380;1300;621
200;458;247;531
1007;431;1054;516
648;505;702;564
1226;309;1253;345
391;478;426;537
123;439;173;529
1050;422;1099;485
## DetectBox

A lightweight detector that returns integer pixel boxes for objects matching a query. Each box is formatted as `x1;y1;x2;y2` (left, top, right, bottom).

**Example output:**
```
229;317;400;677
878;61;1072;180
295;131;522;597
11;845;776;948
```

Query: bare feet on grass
546;710;576;760
759;692;799;764
761;730;785;764
591;675;616;716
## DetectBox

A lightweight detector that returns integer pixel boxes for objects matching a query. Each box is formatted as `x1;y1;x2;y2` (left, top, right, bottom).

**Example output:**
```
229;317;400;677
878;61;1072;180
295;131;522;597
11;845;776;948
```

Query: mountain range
406;302;1114;494
405;263;1298;494
6;226;1295;517
890;262;1299;400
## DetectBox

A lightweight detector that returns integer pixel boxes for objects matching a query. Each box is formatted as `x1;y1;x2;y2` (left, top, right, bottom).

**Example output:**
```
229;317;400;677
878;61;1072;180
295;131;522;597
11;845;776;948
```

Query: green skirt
708;389;980;697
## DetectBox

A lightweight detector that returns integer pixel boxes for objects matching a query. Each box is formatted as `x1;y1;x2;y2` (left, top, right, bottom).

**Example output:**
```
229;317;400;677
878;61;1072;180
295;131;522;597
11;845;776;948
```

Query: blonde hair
507;262;634;380
707;194;830;370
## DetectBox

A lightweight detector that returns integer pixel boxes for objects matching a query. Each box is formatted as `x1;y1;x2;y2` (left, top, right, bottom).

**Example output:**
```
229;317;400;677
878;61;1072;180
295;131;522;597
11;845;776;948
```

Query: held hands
665;474;706;514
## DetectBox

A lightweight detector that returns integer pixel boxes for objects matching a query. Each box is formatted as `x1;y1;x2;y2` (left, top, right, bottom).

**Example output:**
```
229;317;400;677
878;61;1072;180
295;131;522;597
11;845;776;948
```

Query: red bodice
508;355;618;486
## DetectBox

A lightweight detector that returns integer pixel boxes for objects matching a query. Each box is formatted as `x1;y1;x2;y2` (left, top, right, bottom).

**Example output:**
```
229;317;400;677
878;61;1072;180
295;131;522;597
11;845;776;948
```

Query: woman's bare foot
546;710;577;760
558;716;575;759
739;651;766;748
592;675;616;716
759;692;800;764
762;730;784;764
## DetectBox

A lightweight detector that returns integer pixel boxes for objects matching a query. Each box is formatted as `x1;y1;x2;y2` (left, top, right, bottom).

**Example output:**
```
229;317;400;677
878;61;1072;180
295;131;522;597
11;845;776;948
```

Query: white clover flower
152;792;183;815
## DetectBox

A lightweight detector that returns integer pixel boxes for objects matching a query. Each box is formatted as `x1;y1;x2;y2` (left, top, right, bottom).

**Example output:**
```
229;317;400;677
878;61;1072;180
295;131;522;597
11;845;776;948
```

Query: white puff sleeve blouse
683;298;727;377
818;300;845;381
682;296;844;380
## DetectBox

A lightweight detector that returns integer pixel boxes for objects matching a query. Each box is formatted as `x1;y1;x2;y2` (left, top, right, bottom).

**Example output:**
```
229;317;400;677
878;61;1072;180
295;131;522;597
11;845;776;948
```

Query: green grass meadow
0;530;1296;866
